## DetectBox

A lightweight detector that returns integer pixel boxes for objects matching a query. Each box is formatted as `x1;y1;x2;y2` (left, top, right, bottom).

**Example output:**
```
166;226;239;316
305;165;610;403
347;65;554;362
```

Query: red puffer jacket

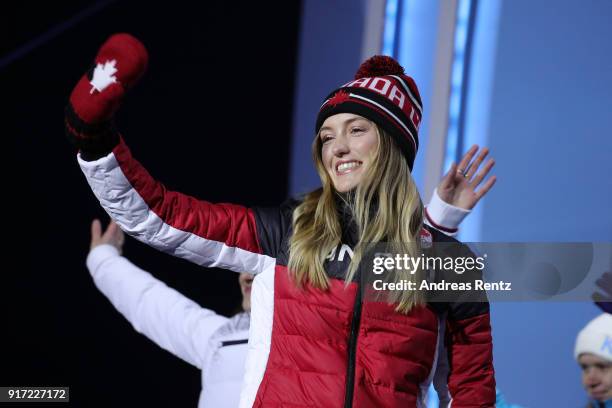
78;138;495;407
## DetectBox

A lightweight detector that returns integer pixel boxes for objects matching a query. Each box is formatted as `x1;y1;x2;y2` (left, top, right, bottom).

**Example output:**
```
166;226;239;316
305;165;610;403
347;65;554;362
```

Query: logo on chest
324;244;355;279
326;244;354;262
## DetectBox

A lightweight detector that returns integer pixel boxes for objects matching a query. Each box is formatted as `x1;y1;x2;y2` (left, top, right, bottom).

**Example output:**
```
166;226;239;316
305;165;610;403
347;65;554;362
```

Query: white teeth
337;161;361;172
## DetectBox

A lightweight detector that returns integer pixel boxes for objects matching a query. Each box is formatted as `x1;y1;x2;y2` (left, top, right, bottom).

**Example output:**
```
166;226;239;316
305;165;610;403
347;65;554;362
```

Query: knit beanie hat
315;56;423;170
574;313;612;362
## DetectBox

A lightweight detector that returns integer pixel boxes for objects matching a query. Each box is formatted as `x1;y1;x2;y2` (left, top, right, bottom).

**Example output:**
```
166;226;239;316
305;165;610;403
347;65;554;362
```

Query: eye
321;135;334;143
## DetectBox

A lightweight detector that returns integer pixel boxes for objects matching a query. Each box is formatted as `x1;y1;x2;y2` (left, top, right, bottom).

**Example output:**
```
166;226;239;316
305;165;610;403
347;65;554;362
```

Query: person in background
574;313;612;407
88;219;251;408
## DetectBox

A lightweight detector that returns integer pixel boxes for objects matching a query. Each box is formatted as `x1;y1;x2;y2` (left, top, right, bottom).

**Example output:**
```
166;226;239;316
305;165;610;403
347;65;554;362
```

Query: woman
67;34;495;407
86;176;488;407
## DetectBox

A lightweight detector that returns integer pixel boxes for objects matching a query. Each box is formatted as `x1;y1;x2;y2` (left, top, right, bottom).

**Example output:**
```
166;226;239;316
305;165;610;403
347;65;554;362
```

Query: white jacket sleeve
87;244;229;369
424;188;471;237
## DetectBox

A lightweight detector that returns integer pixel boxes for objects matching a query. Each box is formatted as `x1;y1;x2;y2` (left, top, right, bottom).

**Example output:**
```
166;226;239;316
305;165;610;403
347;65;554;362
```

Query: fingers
102;220;123;240
457;145;478;175
474;175;497;201
113;222;125;246
471;158;495;187
91;219;126;252
466;147;489;180
91;219;102;240
104;221;125;251
440;162;458;190
90;219;103;251
102;220;116;240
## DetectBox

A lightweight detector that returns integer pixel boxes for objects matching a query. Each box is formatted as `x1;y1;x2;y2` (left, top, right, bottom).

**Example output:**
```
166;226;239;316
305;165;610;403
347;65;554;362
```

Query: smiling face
319;113;379;193
238;272;253;312
579;353;612;401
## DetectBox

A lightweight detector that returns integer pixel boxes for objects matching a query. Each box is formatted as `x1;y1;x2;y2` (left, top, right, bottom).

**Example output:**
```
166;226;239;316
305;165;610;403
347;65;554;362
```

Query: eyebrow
581;362;612;369
320;117;369;133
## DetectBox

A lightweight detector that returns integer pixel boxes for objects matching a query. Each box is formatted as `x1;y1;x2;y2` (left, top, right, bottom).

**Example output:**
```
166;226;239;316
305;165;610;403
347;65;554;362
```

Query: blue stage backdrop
290;1;612;407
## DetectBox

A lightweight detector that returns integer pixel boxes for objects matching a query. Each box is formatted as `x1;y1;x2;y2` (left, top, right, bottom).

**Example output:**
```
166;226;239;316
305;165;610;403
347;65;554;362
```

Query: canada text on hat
574;313;612;362
340;76;423;131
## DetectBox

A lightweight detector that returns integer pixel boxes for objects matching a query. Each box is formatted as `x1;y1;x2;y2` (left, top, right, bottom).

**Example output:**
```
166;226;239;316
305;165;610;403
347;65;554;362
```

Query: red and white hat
316;56;423;170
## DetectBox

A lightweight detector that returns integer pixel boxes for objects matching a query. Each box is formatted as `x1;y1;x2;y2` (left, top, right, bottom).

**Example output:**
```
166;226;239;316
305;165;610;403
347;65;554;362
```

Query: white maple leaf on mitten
89;59;118;94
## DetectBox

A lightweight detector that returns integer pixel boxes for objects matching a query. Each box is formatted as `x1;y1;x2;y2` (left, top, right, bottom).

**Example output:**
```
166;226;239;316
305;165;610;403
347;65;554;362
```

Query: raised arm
67;34;275;275
87;220;229;369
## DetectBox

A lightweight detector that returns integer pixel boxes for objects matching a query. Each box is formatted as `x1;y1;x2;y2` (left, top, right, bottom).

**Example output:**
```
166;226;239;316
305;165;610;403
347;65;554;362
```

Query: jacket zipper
343;284;362;408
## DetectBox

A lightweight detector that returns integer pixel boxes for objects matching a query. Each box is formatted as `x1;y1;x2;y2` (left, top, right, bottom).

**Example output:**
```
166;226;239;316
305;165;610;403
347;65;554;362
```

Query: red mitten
65;33;148;160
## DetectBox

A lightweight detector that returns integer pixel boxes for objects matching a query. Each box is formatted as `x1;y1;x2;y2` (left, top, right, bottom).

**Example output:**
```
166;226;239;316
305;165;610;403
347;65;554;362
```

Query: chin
332;178;360;193
334;186;351;193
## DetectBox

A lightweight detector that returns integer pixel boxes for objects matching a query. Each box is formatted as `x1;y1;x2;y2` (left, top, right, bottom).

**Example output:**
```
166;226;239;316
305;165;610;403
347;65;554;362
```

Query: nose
584;368;601;387
332;136;349;157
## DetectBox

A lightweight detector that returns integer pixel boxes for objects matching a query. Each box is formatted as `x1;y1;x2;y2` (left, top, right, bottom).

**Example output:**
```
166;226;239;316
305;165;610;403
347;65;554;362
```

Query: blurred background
3;0;612;406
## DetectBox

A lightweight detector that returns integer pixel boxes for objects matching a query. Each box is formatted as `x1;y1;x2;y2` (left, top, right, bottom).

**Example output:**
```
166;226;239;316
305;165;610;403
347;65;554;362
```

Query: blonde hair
288;123;425;313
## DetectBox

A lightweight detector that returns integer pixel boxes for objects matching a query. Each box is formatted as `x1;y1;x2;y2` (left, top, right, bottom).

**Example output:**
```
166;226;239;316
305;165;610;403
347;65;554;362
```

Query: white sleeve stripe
78;151;275;275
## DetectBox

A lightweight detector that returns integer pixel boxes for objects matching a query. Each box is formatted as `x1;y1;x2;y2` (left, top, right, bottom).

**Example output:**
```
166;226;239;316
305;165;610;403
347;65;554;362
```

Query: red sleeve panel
446;312;496;407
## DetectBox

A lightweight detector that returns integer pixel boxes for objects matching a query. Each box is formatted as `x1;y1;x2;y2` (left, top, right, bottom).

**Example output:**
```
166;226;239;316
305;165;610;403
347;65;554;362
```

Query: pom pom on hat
354;55;405;79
